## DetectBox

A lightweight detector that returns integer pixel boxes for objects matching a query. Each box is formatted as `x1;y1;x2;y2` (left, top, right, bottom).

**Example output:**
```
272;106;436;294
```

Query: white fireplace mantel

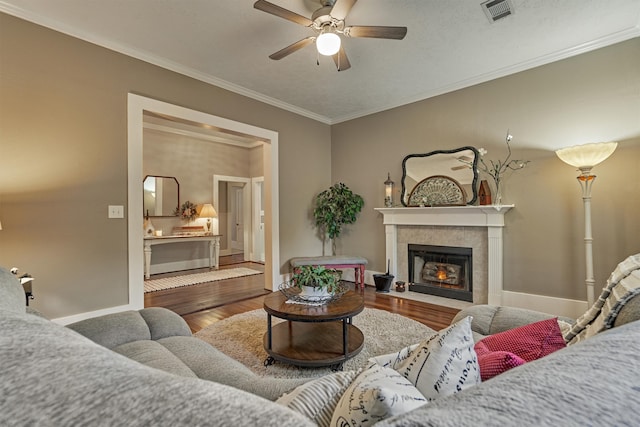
375;205;514;305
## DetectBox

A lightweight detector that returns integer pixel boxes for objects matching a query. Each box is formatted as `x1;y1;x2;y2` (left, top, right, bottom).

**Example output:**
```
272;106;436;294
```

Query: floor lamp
555;141;618;307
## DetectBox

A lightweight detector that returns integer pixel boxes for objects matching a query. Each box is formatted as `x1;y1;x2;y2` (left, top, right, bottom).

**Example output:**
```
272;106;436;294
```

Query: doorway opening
127;94;280;310
213;175;264;262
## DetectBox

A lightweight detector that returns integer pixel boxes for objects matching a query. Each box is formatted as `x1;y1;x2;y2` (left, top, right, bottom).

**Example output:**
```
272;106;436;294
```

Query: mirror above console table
143;175;179;217
401;147;479;207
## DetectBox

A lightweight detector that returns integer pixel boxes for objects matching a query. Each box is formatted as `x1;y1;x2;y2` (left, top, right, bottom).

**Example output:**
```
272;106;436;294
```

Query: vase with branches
476;131;530;205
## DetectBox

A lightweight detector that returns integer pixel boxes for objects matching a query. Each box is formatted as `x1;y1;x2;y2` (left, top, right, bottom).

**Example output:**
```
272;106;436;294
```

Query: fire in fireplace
407;244;472;302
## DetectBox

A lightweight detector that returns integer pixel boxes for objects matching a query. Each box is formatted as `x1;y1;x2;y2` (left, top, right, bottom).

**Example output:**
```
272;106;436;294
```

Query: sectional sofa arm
67;307;192;350
612;293;640;327
452;305;572;339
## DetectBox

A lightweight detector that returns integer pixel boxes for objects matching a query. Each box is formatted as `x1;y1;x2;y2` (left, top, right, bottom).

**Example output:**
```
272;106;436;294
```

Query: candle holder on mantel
384;173;394;207
395;281;406;292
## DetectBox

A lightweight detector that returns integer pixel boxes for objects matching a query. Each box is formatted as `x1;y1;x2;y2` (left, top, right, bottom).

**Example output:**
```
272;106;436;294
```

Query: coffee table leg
343;319;348;357
267;313;272;350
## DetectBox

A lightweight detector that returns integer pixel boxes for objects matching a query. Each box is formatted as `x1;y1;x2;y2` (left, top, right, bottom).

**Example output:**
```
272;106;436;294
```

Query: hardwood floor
145;254;460;333
144;256;269;316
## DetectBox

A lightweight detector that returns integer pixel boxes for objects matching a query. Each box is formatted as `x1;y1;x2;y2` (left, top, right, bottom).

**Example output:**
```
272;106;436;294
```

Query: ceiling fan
253;0;408;71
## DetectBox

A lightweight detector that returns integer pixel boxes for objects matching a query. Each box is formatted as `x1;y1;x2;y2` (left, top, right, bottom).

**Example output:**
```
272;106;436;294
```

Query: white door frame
128;94;280;311
213;175;251;259
251;176;265;263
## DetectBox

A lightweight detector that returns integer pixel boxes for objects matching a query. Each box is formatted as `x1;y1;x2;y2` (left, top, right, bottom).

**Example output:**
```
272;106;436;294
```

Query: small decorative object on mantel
474;130;530;205
478;180;492;205
384;173;394;207
395;280;406;292
408;175;467;207
174;200;198;223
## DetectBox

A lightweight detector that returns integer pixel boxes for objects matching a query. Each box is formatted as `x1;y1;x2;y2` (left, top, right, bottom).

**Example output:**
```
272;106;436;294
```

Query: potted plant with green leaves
292;265;342;298
313;182;364;255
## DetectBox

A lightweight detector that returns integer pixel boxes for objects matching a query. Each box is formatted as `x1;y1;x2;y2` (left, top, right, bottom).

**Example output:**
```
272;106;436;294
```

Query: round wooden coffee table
263;290;365;370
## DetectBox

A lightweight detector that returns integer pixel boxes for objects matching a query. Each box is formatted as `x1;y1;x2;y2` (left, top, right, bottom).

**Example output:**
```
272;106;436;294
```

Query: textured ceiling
2;0;639;124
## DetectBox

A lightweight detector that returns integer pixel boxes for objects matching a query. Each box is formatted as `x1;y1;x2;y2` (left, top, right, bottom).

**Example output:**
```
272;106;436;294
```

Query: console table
143;235;221;279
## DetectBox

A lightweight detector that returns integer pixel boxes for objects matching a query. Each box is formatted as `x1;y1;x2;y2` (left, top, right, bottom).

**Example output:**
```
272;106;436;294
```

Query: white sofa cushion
395;316;480;400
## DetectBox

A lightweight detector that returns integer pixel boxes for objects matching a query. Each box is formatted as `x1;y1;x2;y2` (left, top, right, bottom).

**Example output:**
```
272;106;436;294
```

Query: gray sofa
2;262;640;426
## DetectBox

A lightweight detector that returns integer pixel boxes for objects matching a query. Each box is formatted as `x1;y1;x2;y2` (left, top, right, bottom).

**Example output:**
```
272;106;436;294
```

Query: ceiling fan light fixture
316;32;341;56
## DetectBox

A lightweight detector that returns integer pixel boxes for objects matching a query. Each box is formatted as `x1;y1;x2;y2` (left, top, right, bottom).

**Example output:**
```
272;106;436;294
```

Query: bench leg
357;265;365;290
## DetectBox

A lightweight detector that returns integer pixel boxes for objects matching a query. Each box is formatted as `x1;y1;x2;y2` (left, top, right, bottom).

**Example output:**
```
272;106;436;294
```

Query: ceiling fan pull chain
317;49;320;66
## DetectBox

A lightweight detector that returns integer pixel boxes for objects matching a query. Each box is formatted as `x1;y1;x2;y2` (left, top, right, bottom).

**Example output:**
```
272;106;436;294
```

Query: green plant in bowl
292;265;342;294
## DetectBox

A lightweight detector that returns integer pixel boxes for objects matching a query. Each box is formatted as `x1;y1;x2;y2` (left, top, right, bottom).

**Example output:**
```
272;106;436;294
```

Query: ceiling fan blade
330;0;357;20
332;46;351;71
254;0;313;27
269;37;315;60
345;25;407;40
451;165;469;171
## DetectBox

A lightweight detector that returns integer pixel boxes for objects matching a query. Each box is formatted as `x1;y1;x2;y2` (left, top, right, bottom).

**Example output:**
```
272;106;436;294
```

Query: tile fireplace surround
375;206;513;306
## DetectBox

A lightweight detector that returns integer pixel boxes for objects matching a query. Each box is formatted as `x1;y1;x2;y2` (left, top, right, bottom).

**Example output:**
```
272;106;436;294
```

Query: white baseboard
52;303;138;325
149;258;210;275
501;290;587;319
364;269;587;319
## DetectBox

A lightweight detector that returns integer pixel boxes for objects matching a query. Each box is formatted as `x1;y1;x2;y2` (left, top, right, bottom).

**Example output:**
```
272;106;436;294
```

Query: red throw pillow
476;317;566;362
474;341;525;381
474;317;566;380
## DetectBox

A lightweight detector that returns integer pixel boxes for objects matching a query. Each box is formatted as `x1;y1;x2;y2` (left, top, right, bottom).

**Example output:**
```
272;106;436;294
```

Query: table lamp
199;204;217;234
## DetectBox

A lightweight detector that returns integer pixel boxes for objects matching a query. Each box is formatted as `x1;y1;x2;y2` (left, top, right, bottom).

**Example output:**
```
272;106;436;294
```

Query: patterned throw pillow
330;364;427;427
276;370;359;427
474;343;525;381
475;317;566;363
395;316;481;400
366;343;420;370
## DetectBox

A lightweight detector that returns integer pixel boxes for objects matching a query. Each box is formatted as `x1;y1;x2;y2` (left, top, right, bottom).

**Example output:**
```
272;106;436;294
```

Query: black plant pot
373;274;394;293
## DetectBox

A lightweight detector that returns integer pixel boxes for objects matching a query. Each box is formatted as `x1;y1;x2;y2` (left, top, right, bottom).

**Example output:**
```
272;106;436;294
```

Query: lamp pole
577;169;596;307
555;141;617;308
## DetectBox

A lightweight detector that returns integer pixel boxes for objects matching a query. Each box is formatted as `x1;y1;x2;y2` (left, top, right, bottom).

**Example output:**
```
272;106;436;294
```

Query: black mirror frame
143;175;180;217
400;146;480;207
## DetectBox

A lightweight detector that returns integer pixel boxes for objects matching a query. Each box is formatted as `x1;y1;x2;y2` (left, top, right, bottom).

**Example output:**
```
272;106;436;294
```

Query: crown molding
2;2;638;126
330;26;640;124
0;2;333;125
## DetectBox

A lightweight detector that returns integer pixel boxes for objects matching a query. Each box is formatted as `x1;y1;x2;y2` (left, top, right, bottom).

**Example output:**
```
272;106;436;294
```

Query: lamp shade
199;203;217;218
316;32;341;56
555;142;618;168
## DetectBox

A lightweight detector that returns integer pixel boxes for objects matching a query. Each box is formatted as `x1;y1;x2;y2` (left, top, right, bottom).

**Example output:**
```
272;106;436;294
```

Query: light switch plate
108;205;124;219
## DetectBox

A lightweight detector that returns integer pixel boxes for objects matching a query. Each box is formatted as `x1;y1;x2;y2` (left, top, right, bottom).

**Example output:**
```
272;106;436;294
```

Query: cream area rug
144;268;262;293
195;308;435;379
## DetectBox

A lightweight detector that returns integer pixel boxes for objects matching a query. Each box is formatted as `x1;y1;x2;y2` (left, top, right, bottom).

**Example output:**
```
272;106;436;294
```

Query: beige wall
331;38;640;302
0;13;331;318
143;128;259;265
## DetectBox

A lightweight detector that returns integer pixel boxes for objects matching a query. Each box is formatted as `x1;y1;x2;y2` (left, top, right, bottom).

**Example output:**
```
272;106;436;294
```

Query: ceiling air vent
481;0;514;23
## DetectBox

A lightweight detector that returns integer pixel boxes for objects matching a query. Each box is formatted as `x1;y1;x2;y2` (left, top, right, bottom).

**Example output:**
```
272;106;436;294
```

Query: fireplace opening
407;244;472;302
